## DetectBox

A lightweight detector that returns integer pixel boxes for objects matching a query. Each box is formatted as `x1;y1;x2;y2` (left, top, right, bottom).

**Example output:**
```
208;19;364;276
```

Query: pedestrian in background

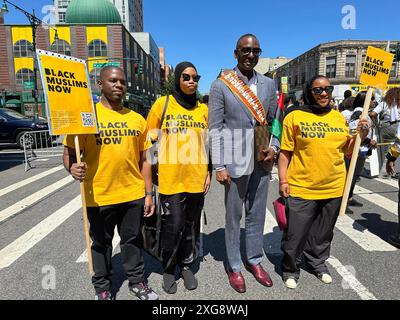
146;62;211;294
385;126;400;249
278;75;369;289
63;66;158;300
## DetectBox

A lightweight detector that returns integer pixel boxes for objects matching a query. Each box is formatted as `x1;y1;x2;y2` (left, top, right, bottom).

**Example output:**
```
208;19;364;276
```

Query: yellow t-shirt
63;102;151;207
281;109;352;200
146;95;209;195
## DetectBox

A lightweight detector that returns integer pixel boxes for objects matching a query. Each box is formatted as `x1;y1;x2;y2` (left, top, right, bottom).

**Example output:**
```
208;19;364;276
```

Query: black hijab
172;61;198;109
285;75;332;118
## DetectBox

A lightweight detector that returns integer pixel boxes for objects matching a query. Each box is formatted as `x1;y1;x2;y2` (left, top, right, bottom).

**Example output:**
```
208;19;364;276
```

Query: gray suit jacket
208;71;279;178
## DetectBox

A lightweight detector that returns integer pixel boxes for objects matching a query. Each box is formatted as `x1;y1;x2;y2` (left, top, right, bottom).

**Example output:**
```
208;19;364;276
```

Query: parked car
0;108;51;148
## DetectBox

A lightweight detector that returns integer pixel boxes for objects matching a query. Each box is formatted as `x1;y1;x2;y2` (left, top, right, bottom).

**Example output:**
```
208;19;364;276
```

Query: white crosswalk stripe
0;196;81;270
0;166;64;197
0;175;74;223
353;185;397;216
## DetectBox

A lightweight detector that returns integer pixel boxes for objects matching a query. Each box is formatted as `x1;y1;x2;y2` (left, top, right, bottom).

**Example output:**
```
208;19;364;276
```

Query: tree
159;74;175;96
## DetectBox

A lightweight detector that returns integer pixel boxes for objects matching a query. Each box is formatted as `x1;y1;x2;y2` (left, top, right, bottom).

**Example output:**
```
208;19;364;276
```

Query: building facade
0;23;159;116
54;0;143;32
274;40;400;100
254;56;292;75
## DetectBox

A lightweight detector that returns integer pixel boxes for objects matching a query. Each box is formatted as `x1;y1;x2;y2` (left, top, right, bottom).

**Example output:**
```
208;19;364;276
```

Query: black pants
281;197;341;280
345;154;367;198
87;198;145;294
159;193;204;273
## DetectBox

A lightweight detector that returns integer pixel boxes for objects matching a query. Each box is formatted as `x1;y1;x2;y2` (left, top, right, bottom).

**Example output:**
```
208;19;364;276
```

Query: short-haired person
146;62;210;294
339;90;353;112
278;75;369;289
63;66;158;300
209;34;278;293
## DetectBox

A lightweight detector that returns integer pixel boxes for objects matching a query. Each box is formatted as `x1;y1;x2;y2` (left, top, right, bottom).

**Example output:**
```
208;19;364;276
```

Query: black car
0;108;50;148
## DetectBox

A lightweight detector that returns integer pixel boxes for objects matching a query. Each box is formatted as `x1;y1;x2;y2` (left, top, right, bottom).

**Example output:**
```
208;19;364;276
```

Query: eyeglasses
182;73;201;82
312;86;334;95
238;47;262;57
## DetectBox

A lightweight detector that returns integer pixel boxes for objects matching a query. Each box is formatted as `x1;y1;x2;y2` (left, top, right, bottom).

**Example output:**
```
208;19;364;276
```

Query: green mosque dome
65;0;122;24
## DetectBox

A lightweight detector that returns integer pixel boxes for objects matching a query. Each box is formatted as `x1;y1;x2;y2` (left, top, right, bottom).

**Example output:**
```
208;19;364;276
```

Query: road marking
0;196;81;270
76;228;120;263
327;256;377;300
335;214;396;251
373;177;398;189
0;175;74;223
0;166;64;197
353;185;397;216
264;209;378;300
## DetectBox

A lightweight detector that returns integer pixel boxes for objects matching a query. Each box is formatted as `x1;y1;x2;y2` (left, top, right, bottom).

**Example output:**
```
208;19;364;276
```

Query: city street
0;147;399;301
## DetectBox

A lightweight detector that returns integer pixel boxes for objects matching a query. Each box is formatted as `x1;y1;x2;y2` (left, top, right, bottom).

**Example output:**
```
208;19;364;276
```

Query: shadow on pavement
0;152;25;172
355;212;399;244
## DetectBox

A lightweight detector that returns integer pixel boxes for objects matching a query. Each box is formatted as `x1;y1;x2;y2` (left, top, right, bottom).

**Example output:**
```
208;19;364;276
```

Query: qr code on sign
81;112;94;127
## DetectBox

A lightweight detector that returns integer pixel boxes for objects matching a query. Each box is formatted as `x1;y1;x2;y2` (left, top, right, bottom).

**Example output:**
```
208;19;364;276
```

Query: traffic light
138;63;143;75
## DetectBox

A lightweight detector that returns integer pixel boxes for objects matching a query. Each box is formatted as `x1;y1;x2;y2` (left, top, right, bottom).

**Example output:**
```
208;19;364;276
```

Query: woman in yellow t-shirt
146;62;211;294
278;75;369;289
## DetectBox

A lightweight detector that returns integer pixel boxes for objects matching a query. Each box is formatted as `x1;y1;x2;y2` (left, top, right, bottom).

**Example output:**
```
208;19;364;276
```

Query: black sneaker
129;282;158;300
181;266;198;290
95;291;111;300
388;235;400;249
348;198;363;207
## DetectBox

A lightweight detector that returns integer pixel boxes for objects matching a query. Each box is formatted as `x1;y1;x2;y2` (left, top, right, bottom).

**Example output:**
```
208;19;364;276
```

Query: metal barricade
23;130;64;171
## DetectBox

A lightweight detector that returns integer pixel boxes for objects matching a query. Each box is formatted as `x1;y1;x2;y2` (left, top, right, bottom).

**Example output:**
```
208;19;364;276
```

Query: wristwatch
270;145;280;154
145;191;155;196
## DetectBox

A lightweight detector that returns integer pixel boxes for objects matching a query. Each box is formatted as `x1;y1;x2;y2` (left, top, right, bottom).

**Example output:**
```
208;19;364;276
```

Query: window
326;56;336;78
13;40;33;57
89;69;101;89
16;68;34;85
50;39;71;56
58;0;70;8
88;40;107;57
58;12;66;22
390;62;397;78
345;55;356;78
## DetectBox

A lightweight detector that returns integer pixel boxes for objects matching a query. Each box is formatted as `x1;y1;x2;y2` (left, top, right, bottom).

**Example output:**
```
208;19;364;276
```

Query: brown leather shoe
245;263;273;287
227;271;246;293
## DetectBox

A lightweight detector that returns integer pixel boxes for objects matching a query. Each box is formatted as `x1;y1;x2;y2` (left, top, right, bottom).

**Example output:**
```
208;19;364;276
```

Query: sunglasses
312;86;334;95
238;47;262;57
182;73;201;82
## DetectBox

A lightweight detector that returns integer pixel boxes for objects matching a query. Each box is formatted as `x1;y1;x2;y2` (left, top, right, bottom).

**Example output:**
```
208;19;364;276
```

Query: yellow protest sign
360;46;394;89
37;50;98;135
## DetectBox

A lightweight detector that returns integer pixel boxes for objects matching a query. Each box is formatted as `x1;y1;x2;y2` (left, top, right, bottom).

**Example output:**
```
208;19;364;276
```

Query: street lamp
1;0;59;118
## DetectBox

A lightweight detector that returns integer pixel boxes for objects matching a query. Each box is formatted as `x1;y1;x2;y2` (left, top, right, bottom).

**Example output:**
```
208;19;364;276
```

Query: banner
37;50;98;135
360;46;394;89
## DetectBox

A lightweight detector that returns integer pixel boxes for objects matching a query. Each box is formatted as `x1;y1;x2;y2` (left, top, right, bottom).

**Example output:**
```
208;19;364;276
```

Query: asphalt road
0;149;399;301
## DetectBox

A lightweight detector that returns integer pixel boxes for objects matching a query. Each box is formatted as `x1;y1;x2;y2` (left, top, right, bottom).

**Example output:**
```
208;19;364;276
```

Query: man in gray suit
209;34;279;293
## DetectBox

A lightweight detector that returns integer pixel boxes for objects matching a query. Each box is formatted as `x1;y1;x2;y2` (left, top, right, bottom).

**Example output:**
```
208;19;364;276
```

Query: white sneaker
284;278;297;289
318;273;332;284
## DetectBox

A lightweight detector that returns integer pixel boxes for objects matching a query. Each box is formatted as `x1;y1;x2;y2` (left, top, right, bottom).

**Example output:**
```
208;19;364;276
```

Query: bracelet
279;180;288;185
145;191;155;196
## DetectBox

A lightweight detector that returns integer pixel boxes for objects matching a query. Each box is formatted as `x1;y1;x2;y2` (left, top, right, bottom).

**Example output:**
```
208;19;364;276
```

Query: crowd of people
62;33;400;300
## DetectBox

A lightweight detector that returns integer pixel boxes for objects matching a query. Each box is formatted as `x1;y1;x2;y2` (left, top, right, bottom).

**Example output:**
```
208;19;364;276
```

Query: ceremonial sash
219;71;266;125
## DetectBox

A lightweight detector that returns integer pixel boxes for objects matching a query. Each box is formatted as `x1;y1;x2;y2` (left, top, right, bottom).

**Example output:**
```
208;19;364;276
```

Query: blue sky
3;0;400;94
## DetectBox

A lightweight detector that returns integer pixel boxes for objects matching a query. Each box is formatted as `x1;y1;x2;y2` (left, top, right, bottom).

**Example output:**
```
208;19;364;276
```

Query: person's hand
369;140;377;149
356;118;370;141
216;169;231;185
279;181;290;198
203;171;212;194
262;147;276;162
144;195;155;217
386;160;396;177
70;162;87;181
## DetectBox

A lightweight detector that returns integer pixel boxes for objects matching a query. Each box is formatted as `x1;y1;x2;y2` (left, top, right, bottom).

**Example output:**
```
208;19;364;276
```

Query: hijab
172;61;198;109
285;76;332;118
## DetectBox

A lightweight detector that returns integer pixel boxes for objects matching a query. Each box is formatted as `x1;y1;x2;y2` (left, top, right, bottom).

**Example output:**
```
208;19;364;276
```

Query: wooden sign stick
74;135;94;275
339;87;374;216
